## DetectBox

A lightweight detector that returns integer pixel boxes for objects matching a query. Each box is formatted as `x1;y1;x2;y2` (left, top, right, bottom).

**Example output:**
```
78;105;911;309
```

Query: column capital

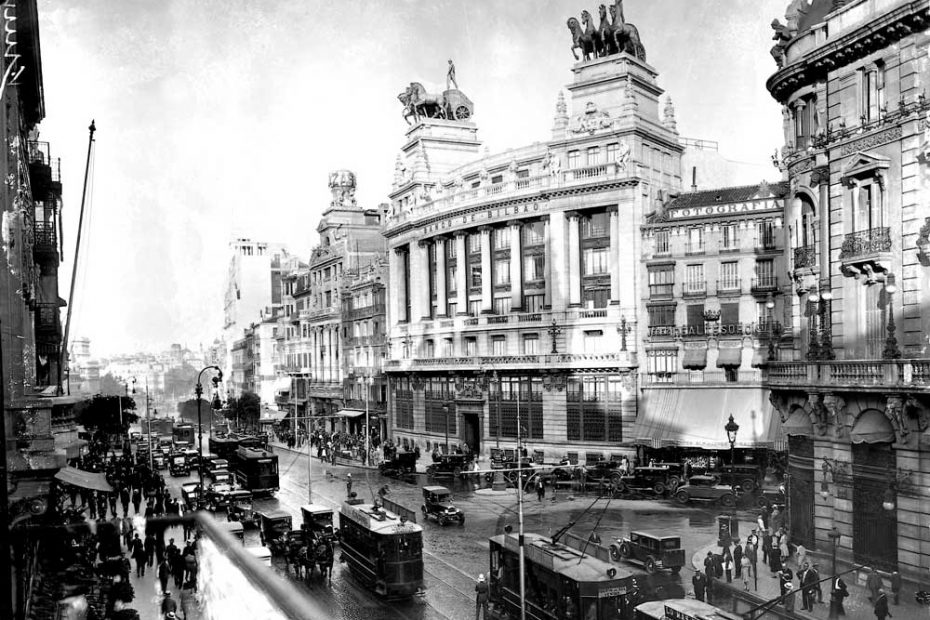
417;239;431;248
453;230;469;238
478;225;493;233
433;235;448;243
564;210;581;220
393;245;409;255
606;205;619;215
510;221;523;229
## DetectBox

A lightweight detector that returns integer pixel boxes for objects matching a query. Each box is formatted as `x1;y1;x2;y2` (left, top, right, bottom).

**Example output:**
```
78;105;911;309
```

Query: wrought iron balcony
839;227;891;261
793;245;817;269
716;279;741;295
648;283;674;299
33;221;57;257
682;283;707;297
27;141;62;200
751;276;778;293
34;303;60;337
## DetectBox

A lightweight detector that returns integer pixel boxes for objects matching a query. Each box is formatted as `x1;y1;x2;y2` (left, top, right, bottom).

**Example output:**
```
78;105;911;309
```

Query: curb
268;441;381;471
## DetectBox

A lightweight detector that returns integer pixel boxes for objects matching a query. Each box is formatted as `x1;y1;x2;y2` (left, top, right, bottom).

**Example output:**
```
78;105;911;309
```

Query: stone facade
764;0;930;584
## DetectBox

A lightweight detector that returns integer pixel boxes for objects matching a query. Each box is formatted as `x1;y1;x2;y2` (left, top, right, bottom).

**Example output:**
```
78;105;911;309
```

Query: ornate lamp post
807;289;821;360
820;288;834;359
883;274;901;359
547;320;562;354
827;526;842;619
442;403;450;454
765;294;777;361
725;413;739;506
195;365;223;508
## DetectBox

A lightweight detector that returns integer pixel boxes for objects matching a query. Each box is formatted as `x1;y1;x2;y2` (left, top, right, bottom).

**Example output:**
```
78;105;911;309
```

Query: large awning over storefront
715;347;743;368
782;407;813;436
633;388;785;449
54;467;113;492
681;348;708;370
333;409;365;418
850;410;895;444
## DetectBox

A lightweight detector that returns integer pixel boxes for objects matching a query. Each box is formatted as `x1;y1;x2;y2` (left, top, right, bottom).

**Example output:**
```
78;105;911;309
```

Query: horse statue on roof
567;15;597;61
610;0;646;61
398;82;449;125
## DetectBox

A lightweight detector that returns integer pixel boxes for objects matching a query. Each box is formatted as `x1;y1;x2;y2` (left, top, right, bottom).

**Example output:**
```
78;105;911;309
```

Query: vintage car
152;453;168;470
673;475;741;507
207;458;229;473
754;486;786;510
169;453;190;477
616;466;677;495
584;460;627;485
129;431;142;442
219;520;245;544
219;490;257;527
207;468;233;486
485;456;536;488
609;531;686;574
182;448;200;466
378;450;419;477
421;486;465;526
300;503;338;543
257;509;293;555
425;453;474;478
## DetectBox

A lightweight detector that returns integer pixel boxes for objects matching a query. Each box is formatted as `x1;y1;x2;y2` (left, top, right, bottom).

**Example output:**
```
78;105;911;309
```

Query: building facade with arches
764;0;930;583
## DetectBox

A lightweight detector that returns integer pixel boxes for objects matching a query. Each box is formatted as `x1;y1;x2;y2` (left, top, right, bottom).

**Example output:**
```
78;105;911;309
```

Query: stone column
608;206;620;305
455;232;468;314
435;237;447;317
480;226;493;313
392;246;409;324
548;215;564;311
510;223;523;311
415;240;431;320
567;211;582;307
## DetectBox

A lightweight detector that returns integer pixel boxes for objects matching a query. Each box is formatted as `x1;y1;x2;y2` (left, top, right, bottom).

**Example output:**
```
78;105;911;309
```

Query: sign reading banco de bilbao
648;323;762;338
666;199;780;220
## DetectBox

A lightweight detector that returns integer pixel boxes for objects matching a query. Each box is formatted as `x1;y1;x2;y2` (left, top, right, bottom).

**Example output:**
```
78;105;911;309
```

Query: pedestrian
161;592;178;620
740;555;751;590
703;551;716;601
144;532;156;568
119;486;130;517
809;563;822;605
180;583;195;620
98;491;108;519
346;474;353;498
536;477;545;502
830;575;849;616
131;487;142;514
122;515;134;549
784;581;796;613
723;550;733;583
184;547;198;588
158;557;172;594
745;541;757;581
866;567;883;602
131;534;146;578
693;571;707;601
759;505;770;531
87;491;98;519
799;562;814;611
890;571;901;605
68;484;78;507
475;573;489;620
108;490;118;517
796;543;808;568
733;539;743;579
761;530;772;566
873;589;891;620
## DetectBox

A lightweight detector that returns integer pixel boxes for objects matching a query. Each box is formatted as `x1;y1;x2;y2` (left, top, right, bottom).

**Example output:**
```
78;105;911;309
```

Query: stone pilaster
480;226;493;313
455;232;468;314
608;206;620;304
435;237;447;317
510;223;523;311
567;212;582;307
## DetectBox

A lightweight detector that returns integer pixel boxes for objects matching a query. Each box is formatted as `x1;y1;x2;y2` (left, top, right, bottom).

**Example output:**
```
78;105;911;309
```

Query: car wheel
619;542;632;559
675;491;690;504
453;466;463;477
740;477;757;492
667;476;680;491
653;482;666;495
720;494;736;508
644;556;657;574
426;466;435;477
670;566;682;574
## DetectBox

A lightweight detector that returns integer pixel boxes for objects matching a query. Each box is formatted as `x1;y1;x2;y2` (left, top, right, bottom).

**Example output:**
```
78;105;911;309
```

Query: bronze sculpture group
567;0;646;62
397;61;474;125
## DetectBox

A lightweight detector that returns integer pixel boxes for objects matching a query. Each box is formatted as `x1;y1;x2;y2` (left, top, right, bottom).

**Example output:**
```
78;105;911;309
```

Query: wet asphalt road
167;448;750;619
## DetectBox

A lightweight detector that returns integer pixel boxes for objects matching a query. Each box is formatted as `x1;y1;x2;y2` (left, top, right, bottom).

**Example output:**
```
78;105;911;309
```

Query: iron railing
751;276;778;292
839;227;891;260
793;244;817;269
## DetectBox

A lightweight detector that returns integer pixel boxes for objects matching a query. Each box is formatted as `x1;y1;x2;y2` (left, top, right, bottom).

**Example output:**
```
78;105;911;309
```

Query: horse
610;0;646;61
598;4;619;56
567;17;596;62
314;540;334;585
581;10;604;58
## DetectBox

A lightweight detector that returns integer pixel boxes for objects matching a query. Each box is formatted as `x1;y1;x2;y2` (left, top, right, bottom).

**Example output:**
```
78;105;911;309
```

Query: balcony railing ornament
793;245;817;269
839;227;892;260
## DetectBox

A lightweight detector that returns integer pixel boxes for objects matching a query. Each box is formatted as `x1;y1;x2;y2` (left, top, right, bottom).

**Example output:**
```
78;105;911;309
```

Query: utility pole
145;377;152;470
0;318;14;620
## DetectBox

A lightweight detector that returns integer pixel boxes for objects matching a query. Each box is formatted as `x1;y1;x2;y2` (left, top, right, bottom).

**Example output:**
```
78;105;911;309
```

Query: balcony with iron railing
648;283;674;299
682;282;706;297
385;351;631;372
643;369;762;386
716;278;741;295
839;227;892;265
34;303;60;338
764;359;930;391
793;245;817;270
753;236;779;253
33;221;57;258
347;303;386;320
685;242;705;256
26;141;62;199
751;276;778;293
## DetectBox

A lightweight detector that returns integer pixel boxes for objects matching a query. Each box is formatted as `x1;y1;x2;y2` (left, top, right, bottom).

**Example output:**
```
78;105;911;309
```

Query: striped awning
682;348;708;370
716;347;743;368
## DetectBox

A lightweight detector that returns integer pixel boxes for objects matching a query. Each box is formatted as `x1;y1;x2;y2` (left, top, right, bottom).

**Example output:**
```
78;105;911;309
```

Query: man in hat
475;573;489;619
161;591;178;619
873;588;891;620
831;575;849;617
346;474;353;498
692;570;707;601
866;567;883;602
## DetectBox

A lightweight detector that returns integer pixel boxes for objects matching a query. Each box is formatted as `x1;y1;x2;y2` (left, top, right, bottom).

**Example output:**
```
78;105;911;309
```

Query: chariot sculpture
567;0;646;62
398;82;474;125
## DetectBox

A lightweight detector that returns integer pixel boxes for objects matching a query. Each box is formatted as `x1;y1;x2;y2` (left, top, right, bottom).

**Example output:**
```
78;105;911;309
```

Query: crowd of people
276;427;383;464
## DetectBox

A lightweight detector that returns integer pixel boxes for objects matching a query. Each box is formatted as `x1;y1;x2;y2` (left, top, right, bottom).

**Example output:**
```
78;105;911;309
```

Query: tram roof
341;501;423;535
491;532;635;583
635;599;742;620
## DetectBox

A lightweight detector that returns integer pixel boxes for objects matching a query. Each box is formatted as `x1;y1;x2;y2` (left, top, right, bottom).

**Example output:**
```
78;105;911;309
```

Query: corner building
763;0;930;583
383;52;682;463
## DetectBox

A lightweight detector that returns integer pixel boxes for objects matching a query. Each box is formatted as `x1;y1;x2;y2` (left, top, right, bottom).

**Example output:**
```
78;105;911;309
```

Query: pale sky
36;0;787;357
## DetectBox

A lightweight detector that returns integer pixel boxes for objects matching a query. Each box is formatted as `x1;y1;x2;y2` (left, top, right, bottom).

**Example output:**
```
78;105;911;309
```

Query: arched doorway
850;409;897;571
784;405;815;549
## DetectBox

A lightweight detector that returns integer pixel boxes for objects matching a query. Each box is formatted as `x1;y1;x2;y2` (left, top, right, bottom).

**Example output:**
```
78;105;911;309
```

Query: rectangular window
687;228;704;254
583;247;608;275
684;264;705;295
606;143;618;163
720;302;740;332
325;290;332;307
647;265;674;298
583;288;609;309
494;258;511;285
523;294;544;313
721;224;738;251
491;174;503;185
493;228;510;250
425;340;435;358
719;262;739;292
686;304;705;335
583;330;604;354
491;336;507;356
648;304;675;327
757;301;770;330
655;230;670;255
756;221;776;249
647;349;678;381
468;300;481;316
522;221;544;246
468;233;481;253
470;264;482;288
464;337;477;357
442;338;454;357
446;301;457;317
447;241;457;258
493;297;512;315
522;334;539;355
754;259;775;288
568;150;580;169
447;264;457;293
581;213;609;238
587;146;601;166
523;254;545;281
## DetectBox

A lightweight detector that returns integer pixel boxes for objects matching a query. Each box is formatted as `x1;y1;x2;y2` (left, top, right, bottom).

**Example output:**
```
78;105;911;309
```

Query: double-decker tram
489;531;637;620
338;499;423;599
234;446;279;495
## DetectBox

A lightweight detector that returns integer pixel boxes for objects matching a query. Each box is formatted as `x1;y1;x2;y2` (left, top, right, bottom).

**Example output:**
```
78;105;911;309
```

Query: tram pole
517;384;526;620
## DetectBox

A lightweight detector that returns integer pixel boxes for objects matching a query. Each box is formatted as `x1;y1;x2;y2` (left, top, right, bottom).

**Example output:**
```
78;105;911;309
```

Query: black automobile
425;453;474;478
379;450;419;477
169;453;190;477
420;486;465;526
673;475;741;507
617;466;676;495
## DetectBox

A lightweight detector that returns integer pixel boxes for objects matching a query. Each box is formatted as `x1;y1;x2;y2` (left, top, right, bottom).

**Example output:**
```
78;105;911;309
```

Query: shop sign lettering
648;323;761;337
0;1;24;99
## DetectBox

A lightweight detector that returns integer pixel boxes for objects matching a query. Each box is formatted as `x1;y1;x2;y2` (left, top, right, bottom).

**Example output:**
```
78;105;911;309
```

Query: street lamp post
443;403;450;454
364;375;373;465
725;414;740;532
765;294;777;361
828;527;842;619
883;274;901;359
195;365;223;508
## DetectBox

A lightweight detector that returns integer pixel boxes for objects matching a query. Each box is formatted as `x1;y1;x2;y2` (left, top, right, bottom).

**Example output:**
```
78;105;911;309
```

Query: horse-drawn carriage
398;83;474;125
279;506;336;584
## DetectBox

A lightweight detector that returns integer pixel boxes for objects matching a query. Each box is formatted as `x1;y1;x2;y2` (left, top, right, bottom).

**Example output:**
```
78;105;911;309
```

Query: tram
489;531;637;620
234;446;279;496
172;424;195;449
338;500;423;599
634;599;742;620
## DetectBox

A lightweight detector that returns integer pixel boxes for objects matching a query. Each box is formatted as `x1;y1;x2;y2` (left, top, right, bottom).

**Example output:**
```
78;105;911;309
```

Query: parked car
584;460;626;485
207;469;233;486
426;453;474;478
379;450;419;477
169;453;190;477
617;466;676;495
257;509;293;555
180;482;202;509
420;486;465;526
673;475;741;507
300;503;338;543
754;486;786;509
609;531;686;574
152;453;168;470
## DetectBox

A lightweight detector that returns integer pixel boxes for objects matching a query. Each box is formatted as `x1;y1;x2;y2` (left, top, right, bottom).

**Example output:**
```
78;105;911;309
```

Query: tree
228;391;261;432
163;363;198;401
176;398;211;425
75;394;139;448
98;373;127;396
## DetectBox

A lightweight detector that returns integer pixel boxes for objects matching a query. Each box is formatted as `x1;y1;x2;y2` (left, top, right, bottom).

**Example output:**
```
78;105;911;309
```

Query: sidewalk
267;438;381;471
690;519;926;619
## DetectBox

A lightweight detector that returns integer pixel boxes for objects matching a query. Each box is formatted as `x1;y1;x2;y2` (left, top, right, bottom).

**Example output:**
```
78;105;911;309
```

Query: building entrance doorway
462;413;481;455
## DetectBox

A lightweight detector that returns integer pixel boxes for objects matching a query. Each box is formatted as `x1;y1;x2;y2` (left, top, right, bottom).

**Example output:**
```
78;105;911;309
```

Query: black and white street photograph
2;1;930;619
